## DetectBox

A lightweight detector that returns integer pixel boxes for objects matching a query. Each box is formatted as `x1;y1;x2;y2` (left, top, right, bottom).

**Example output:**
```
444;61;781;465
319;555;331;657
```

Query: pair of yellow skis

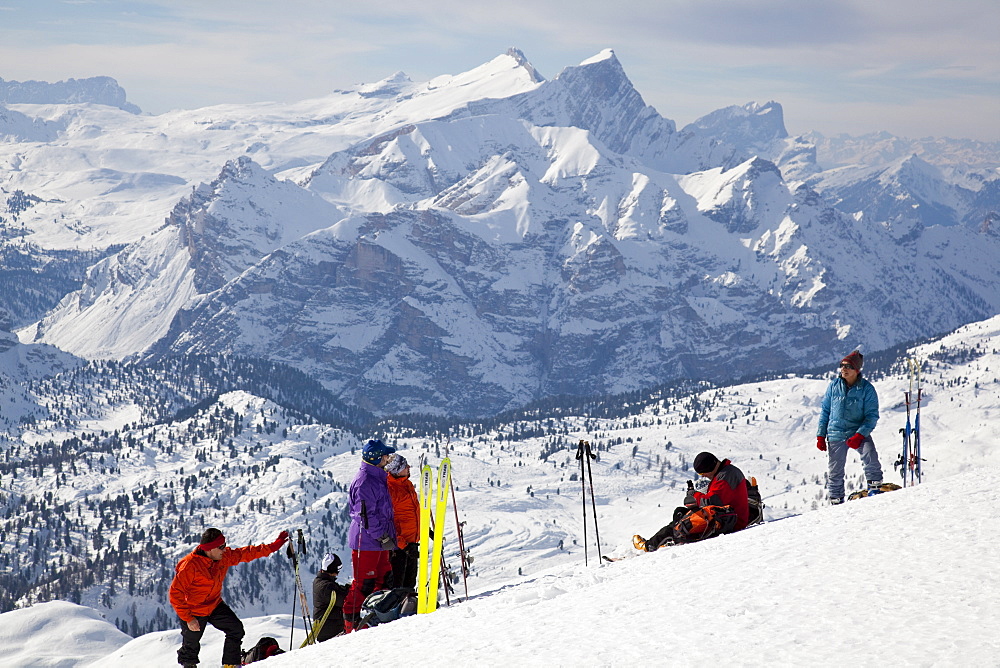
417;458;451;614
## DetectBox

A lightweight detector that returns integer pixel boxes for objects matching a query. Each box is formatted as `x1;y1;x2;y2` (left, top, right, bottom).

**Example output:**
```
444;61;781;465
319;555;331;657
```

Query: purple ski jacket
348;461;396;551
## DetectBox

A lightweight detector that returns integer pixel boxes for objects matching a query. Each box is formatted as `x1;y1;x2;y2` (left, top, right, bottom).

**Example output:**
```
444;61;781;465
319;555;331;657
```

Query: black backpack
241;636;284;664
747;476;765;526
356;588;417;629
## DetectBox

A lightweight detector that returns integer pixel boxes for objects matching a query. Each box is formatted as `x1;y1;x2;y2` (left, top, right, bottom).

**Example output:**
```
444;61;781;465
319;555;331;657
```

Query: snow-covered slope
2;311;999;647
0;318;81;431
3;466;997;666
1;600;131;667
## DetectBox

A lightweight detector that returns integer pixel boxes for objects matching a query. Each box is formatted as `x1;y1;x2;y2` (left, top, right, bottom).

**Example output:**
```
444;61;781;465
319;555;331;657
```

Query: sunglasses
839;363;855;370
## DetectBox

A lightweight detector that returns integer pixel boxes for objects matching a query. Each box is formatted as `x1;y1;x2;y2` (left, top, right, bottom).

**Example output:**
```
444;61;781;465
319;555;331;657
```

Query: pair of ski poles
285;529;314;650
576;440;602;565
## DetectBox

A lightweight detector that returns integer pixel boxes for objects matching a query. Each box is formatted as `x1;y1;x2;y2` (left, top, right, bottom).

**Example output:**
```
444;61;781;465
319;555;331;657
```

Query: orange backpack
671;505;738;543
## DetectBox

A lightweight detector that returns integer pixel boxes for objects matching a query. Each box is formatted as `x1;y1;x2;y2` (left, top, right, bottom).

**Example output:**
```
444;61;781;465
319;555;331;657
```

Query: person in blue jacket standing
816;350;883;504
342;438;396;631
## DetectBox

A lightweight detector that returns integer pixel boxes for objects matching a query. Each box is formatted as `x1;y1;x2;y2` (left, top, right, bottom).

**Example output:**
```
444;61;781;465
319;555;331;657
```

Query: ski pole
576;440;589;566
285;539;298;650
294;530;314;640
583;440;603;562
448;470;470;601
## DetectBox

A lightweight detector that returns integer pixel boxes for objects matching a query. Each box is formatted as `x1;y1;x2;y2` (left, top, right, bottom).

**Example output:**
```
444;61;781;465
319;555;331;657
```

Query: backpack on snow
746;476;765;526
241;636;284;664
356;587;417;630
671;505;739;544
848;482;903;501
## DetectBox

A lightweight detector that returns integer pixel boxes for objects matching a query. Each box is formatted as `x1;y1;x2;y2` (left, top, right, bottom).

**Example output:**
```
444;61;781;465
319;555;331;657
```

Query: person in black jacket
312;553;350;641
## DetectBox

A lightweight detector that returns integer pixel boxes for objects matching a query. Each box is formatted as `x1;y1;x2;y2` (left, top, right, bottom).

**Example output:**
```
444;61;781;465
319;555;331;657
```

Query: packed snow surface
3;470;997;667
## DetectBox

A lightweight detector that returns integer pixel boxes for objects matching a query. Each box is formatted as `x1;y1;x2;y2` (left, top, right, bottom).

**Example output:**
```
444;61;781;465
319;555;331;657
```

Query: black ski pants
389;542;419;590
176;600;244;666
648;506;692;550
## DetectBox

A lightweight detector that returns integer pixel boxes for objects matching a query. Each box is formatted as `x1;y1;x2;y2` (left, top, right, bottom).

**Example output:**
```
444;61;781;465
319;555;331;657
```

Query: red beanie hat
841;350;863;371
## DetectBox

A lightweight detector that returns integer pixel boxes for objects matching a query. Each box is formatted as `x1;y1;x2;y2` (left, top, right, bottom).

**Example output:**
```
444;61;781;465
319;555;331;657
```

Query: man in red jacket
169;527;288;668
688;451;750;530
635;452;750;552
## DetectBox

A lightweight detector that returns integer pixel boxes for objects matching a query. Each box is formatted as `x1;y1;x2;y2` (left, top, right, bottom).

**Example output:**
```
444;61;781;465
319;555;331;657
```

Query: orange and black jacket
692;459;750;530
169;543;275;621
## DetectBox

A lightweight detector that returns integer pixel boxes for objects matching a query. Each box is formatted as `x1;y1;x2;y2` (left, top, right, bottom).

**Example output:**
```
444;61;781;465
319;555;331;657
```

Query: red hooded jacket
692;459;750;531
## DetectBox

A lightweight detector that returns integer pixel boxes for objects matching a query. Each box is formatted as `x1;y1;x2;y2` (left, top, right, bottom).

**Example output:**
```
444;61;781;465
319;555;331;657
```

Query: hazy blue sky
2;0;998;140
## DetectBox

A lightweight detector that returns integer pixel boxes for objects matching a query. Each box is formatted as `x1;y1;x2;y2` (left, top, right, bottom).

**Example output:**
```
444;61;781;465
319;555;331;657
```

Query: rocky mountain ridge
3;49;999;415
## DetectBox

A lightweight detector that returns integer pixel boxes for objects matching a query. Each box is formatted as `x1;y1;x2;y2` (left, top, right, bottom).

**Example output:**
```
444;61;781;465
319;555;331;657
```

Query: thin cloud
0;0;997;140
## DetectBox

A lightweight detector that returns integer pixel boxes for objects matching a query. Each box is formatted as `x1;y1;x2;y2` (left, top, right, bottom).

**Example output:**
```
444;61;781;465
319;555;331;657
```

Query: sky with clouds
1;0;998;141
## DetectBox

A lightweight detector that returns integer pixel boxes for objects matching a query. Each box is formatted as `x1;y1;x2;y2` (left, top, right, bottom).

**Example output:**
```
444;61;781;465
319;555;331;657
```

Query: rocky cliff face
0;76;140;113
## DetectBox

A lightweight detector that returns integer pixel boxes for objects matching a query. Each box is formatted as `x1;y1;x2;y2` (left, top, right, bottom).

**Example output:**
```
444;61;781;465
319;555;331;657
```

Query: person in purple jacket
342;438;396;631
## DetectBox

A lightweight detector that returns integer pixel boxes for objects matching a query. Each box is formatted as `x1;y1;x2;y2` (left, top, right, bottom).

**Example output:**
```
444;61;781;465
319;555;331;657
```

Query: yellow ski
426;458;451;613
417;464;433;613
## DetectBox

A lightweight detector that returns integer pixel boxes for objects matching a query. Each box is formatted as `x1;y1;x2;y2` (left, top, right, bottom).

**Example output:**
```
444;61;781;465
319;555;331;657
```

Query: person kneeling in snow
636;451;749;551
169;527;288;668
312;552;350;641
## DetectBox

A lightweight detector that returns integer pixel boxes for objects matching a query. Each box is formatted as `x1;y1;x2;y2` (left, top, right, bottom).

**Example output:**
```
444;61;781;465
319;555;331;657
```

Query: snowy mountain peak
357;71;413;98
578;47;618;67
893;153;941;179
684;100;789;145
505;47;545;83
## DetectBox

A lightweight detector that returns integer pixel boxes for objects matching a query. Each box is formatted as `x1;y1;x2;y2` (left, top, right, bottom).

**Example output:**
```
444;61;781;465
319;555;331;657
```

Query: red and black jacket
692;459;750;531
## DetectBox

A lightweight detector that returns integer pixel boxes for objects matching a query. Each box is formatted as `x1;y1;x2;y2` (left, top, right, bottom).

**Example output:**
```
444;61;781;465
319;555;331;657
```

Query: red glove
816;436;827;451
269;530;289;553
846;433;865;450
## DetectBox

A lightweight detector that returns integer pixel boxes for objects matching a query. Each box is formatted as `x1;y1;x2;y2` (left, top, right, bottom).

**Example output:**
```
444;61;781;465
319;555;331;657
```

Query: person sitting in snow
312;552;350;641
169;527;288;668
342;438;397;632
815;349;883;505
635;451;749;551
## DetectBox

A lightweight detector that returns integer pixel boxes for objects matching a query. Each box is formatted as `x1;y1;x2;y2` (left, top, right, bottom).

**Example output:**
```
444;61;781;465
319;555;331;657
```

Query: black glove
683;480;696;507
405;542;419;557
378;534;394;550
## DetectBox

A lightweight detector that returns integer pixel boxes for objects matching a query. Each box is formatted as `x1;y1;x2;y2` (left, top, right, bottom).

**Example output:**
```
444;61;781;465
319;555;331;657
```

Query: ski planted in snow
426;458;451;613
417;463;433;614
912;358;923;484
301;591;336;648
449;469;471;600
417;457;453;614
898;365;914;487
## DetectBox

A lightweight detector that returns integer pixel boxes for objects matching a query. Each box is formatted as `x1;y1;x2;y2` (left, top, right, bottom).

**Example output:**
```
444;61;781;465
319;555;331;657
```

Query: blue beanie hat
362;439;395;465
